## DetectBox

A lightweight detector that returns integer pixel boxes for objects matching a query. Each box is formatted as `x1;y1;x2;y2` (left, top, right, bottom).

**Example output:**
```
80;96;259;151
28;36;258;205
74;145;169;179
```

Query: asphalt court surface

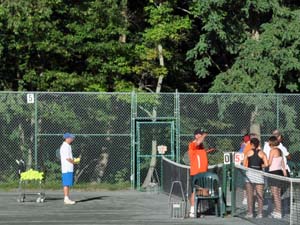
0;190;254;225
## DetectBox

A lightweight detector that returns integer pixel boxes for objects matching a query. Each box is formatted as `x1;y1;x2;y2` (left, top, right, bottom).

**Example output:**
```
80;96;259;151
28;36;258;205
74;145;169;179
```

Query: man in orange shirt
188;128;215;218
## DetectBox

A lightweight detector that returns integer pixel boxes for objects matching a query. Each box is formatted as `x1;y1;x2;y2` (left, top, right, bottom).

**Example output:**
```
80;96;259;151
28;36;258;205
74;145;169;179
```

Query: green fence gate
135;121;175;190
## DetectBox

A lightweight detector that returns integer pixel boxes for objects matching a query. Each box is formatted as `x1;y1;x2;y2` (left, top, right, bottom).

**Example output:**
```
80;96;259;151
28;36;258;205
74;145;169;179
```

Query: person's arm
243;152;249;168
66;147;76;164
263;142;270;159
66;158;76;164
206;148;216;153
282;158;287;176
194;133;207;146
260;151;269;168
268;150;274;166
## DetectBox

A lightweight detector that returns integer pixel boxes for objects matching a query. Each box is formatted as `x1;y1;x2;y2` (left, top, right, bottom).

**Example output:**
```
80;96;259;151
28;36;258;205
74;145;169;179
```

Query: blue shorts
62;172;74;186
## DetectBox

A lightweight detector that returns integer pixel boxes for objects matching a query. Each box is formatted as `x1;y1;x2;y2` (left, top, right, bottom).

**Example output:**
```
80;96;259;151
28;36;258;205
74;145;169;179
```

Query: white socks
190;206;194;213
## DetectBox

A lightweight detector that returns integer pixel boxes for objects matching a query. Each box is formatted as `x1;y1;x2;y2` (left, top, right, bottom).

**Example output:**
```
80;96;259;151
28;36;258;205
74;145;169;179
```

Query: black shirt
248;150;263;171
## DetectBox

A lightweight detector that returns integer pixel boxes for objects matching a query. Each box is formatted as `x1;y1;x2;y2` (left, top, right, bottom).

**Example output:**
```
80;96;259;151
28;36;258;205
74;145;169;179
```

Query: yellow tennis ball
74;158;80;163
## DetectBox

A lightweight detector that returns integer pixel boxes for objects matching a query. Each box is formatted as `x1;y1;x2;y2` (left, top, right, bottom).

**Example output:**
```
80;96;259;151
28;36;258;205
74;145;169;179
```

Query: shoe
64;198;76;205
245;213;253;218
189;212;195;218
242;198;247;205
270;212;282;219
256;214;263;219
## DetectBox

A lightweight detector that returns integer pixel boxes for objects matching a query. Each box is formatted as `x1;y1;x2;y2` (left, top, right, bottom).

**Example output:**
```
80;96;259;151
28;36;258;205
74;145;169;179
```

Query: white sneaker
270;212;282;219
256;214;263;219
245;213;253;218
64;198;76;205
189;212;195;218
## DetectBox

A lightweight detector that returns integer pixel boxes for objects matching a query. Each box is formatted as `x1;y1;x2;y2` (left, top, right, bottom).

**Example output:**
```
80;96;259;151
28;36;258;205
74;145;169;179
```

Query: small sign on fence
234;153;244;165
27;94;34;104
223;152;231;165
157;145;167;154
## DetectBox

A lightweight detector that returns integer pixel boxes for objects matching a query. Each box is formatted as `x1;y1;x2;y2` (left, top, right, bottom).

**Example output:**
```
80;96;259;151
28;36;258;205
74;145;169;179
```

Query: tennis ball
20;169;44;180
74;158;80;163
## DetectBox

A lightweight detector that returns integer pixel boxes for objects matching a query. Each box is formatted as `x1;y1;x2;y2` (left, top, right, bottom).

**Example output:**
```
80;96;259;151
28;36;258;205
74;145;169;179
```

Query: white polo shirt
263;142;290;172
60;141;74;173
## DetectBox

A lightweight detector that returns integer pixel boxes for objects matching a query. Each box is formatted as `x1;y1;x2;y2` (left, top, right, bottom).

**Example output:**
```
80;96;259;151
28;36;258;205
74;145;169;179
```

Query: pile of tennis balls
74;157;80;163
20;169;44;181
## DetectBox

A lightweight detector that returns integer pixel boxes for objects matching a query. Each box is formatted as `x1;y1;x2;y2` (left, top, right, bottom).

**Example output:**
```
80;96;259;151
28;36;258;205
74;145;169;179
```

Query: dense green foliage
0;0;300;93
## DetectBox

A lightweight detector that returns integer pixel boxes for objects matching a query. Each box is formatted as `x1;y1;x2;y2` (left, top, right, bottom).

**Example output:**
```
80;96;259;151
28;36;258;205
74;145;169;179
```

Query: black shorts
269;170;284;176
268;170;284;186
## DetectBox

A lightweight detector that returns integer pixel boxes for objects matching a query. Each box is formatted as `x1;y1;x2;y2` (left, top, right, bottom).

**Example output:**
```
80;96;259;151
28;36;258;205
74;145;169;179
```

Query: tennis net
234;164;300;225
161;156;224;200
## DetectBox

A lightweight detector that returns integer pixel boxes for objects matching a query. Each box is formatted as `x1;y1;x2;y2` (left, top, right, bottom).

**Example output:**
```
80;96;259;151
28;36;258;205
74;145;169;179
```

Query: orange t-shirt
243;142;252;155
243;142;252;167
188;141;208;176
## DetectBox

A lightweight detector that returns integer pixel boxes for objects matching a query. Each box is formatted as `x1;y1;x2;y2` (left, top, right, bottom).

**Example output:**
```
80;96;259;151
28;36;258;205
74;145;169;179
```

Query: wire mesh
234;164;300;225
1;92;300;190
0;92;132;187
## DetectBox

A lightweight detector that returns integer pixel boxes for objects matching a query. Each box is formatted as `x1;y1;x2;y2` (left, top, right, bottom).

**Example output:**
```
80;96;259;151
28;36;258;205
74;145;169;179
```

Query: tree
187;0;281;91
0;0;133;92
132;0;191;188
133;0;191;92
210;8;300;93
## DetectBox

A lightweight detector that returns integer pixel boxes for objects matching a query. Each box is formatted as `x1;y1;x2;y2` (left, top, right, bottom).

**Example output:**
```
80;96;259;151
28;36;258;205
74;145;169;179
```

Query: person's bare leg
246;182;254;216
64;186;69;198
190;192;194;207
272;186;281;214
189;192;195;217
255;184;264;216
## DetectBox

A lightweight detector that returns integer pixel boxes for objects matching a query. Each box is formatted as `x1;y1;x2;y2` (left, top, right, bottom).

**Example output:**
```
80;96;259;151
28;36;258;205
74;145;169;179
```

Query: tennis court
0;190;254;225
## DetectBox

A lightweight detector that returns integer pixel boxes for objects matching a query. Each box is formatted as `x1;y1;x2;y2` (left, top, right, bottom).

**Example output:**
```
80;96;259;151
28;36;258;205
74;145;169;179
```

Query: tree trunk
249;29;261;139
251;29;259;41
250;105;261;140
141;43;165;188
119;0;128;43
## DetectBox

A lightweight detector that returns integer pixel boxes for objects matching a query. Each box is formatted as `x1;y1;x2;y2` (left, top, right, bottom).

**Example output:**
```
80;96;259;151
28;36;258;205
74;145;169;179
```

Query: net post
223;152;236;216
290;180;293;225
222;163;227;216
230;153;236;217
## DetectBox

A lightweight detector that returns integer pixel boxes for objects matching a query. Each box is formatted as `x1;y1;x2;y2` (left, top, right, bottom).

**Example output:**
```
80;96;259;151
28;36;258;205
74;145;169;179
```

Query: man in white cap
60;132;78;204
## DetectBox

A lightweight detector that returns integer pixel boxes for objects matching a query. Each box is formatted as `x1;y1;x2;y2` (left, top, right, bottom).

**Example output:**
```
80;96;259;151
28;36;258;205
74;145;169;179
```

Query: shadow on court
76;196;108;203
0;190;255;225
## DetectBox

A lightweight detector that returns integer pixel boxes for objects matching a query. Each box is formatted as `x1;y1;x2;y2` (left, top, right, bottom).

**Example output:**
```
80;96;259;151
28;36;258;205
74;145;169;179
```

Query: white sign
234;153;244;165
27;94;34;104
157;145;167;154
223;153;231;165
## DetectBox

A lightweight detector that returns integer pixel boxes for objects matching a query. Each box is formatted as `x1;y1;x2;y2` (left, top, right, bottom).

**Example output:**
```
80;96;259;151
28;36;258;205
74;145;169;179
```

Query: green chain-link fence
1;92;300;189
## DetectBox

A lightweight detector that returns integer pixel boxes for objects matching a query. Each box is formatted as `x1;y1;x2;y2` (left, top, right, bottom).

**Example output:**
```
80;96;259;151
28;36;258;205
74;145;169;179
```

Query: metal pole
34;93;38;170
276;94;280;129
175;90;180;162
231;153;236;216
131;91;137;189
290;180;293;225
